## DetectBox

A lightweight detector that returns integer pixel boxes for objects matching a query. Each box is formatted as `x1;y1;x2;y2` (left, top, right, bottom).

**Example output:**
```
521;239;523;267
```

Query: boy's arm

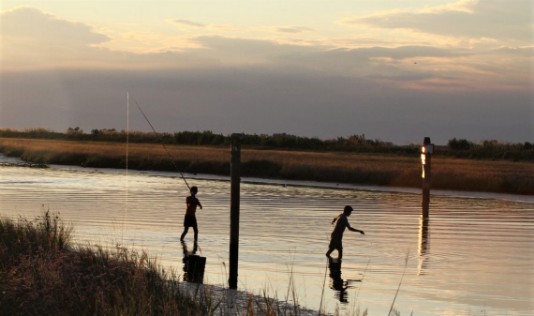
347;223;365;235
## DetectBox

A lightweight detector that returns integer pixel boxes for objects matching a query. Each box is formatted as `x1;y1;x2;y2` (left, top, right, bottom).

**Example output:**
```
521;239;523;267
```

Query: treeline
0;128;532;161
446;138;534;161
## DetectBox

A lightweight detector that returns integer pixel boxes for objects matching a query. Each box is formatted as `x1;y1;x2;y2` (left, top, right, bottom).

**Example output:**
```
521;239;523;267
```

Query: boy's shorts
183;215;197;228
329;238;342;251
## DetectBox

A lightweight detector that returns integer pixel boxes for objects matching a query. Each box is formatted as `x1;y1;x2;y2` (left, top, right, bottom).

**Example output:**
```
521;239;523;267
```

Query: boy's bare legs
180;227;189;241
326;247;342;260
193;226;198;243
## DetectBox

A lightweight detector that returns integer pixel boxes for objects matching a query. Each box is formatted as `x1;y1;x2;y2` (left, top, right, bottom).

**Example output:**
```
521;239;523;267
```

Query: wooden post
421;137;433;219
229;134;242;289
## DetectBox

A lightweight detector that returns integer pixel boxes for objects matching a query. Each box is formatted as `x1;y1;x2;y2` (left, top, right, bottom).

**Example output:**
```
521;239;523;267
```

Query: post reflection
328;258;361;303
181;241;206;283
417;217;430;276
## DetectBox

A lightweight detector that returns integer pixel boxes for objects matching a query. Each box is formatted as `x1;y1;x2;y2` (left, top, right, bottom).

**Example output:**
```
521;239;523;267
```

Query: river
0;156;532;315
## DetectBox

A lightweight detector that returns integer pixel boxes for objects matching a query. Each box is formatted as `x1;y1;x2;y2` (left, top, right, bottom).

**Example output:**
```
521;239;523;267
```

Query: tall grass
0;212;328;315
388;253;409;316
1;137;533;194
0;211;203;315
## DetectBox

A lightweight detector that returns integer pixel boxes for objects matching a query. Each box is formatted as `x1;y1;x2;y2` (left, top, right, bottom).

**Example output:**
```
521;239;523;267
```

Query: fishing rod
132;98;191;192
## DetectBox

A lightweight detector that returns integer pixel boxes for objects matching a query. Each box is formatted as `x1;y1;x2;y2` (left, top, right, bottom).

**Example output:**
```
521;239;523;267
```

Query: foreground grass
0;212;212;315
0;212;326;316
1;137;532;194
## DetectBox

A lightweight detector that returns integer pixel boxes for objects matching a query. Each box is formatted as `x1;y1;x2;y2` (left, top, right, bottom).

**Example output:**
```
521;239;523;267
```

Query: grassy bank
0;212;320;315
1;137;533;194
0;212;206;315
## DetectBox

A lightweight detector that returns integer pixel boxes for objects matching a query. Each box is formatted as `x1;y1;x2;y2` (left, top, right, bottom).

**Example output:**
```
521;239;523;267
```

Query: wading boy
326;205;364;260
180;186;203;242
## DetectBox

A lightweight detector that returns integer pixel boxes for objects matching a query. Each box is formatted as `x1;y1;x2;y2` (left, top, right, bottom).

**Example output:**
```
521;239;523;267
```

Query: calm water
1;159;533;315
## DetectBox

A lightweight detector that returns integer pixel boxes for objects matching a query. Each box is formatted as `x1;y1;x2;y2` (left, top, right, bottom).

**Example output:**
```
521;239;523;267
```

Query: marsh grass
0;211;205;315
0;212;330;315
1;137;532;194
388;253;409;316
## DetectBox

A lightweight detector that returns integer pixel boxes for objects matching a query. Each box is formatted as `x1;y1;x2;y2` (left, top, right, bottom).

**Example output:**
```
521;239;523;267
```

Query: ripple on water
1;164;533;315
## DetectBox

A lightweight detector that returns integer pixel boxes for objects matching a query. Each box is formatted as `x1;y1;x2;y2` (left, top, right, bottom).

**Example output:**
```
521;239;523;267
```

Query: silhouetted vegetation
0;212;324;315
1;128;531;161
0;211;206;315
446;138;534;161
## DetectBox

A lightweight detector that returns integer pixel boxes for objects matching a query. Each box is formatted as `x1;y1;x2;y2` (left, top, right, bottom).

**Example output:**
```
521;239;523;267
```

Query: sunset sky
1;0;532;144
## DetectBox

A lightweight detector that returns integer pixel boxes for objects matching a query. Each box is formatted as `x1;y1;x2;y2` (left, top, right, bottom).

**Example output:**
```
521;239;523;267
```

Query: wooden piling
421;137;433;219
229;134;242;289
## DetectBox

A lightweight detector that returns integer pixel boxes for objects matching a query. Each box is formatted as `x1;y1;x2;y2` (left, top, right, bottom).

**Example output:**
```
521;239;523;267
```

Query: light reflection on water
0;162;533;315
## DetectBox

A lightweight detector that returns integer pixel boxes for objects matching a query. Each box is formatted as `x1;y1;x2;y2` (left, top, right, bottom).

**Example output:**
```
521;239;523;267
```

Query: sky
0;0;532;144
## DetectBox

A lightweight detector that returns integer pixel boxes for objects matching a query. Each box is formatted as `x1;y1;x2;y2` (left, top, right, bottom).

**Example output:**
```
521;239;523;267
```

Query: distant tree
66;127;83;135
448;138;471;151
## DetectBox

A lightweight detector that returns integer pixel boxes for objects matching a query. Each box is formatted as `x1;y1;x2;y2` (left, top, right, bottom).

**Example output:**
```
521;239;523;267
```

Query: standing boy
180;186;203;242
326;205;364;260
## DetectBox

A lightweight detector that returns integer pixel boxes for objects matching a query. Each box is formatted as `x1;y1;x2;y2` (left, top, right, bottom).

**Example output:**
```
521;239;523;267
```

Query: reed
0;211;204;315
1;137;532;194
0;212;328;315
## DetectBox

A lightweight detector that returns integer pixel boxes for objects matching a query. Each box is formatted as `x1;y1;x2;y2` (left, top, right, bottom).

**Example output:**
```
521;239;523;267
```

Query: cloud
420;0;478;13
193;36;320;63
171;19;205;28
1;7;110;69
0;6;530;144
334;46;455;60
275;26;314;34
1;6;529;93
1;7;109;46
345;0;533;45
1;68;531;144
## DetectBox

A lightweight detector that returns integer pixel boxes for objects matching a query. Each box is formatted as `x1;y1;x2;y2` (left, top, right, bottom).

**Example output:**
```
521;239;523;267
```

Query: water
1;158;533;315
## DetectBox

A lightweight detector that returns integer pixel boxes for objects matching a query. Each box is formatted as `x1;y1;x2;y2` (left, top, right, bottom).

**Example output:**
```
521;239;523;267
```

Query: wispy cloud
171;19;206;28
274;26;314;34
420;0;477;14
1;6;109;46
1;7;110;70
342;0;532;46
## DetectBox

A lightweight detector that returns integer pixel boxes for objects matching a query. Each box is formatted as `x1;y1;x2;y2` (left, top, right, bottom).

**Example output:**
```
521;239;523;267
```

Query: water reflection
417;217;430;276
328;258;361;303
2;163;533;315
181;241;205;283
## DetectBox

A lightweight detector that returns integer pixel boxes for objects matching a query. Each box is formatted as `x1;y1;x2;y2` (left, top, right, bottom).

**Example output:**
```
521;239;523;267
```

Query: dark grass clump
0;211;203;315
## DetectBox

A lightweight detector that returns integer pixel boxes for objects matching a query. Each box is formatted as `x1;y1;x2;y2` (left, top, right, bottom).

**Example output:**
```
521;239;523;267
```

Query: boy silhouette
180;186;203;242
326;205;364;259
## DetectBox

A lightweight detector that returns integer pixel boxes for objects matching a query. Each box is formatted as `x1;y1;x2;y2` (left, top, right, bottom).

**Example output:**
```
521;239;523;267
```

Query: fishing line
131;97;191;192
121;92;131;243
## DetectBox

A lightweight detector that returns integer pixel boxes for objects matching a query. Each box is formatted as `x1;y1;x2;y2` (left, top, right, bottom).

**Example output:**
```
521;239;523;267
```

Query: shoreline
1;137;533;195
3;153;532;204
178;282;319;316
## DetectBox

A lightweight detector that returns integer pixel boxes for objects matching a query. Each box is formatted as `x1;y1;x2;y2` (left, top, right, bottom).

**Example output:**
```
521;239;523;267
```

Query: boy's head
343;205;353;215
190;186;198;194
